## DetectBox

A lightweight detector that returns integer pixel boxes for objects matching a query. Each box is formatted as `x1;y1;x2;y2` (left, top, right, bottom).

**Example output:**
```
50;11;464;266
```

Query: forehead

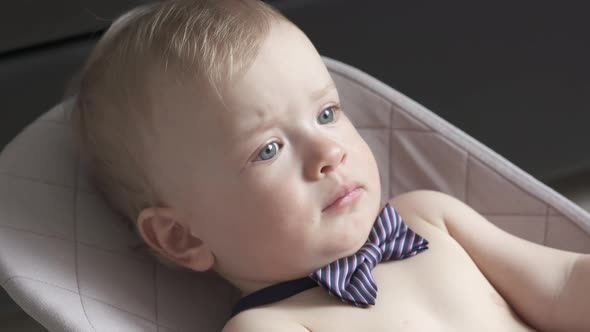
220;21;334;122
153;22;335;159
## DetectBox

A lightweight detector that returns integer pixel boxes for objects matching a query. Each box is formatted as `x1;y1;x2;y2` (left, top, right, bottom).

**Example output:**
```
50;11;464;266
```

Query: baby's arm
396;190;589;332
554;254;590;331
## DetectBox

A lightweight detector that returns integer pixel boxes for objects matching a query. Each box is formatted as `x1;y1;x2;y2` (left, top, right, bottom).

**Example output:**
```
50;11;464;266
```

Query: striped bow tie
309;203;429;306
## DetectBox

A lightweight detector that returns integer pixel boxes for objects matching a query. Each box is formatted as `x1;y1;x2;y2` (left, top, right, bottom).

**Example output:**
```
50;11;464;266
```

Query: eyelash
252;104;342;162
320;104;341;124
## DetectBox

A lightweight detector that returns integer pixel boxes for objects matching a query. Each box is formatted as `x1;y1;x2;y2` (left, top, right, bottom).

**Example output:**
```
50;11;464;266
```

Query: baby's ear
136;207;214;271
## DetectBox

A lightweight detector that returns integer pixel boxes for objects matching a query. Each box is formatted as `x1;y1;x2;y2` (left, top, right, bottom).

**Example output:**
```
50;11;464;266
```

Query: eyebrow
243;81;338;137
310;81;337;102
237;81;338;167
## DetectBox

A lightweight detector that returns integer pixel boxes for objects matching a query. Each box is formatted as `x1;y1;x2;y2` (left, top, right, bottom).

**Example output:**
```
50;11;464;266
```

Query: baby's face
156;21;381;289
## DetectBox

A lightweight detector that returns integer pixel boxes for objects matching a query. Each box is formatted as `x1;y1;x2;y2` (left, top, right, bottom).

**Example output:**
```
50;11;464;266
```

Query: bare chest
270;218;538;332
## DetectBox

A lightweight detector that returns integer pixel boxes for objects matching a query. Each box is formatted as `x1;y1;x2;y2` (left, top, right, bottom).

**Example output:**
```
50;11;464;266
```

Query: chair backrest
1;56;589;332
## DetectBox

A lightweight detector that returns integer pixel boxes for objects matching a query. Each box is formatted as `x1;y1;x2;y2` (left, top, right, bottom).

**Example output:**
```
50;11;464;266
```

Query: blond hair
67;0;288;268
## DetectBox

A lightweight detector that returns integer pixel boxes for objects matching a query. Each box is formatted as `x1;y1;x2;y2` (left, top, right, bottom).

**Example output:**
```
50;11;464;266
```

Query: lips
322;181;363;212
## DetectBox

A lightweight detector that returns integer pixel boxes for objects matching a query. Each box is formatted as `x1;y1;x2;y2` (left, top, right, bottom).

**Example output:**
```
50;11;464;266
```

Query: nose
304;137;347;180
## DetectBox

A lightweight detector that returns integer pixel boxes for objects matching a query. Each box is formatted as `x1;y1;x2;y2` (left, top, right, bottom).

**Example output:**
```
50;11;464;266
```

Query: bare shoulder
222;310;310;332
388;190;466;232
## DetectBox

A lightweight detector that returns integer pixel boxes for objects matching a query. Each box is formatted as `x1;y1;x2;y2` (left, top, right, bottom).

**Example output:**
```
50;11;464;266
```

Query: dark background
1;0;589;183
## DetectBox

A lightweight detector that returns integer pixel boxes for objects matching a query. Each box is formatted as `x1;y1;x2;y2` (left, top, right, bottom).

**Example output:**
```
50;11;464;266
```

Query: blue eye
318;106;338;124
256;142;281;161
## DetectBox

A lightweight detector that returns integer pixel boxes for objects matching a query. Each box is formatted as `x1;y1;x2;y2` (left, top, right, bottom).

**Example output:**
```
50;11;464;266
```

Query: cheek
232;174;312;232
347;129;382;196
225;183;315;270
348;128;380;171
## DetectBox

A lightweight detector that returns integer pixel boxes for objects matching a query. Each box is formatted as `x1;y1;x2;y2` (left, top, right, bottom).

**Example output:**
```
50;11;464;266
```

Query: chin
343;208;378;256
318;189;380;258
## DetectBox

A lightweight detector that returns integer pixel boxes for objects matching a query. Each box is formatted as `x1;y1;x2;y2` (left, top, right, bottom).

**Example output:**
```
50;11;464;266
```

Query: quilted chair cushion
1;57;589;332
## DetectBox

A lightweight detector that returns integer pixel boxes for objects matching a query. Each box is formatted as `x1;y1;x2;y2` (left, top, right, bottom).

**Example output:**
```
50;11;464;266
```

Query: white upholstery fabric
1;57;589;331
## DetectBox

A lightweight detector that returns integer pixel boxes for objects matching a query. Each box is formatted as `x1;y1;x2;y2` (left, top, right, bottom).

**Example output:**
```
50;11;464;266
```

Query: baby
70;0;589;331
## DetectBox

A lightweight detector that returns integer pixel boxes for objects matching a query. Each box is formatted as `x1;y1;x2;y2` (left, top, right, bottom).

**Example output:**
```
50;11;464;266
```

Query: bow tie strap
309;203;429;306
